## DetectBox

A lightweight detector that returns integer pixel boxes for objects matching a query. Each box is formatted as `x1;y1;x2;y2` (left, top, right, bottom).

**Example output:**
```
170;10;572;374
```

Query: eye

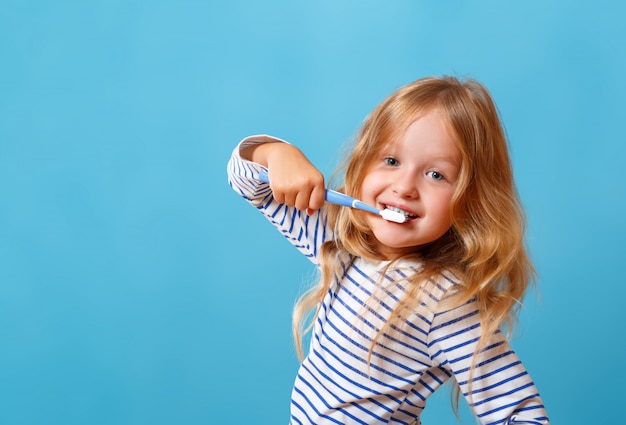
383;156;399;166
427;170;445;181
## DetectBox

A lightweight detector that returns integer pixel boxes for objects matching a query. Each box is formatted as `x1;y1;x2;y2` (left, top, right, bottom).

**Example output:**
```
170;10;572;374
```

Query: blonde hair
293;76;535;404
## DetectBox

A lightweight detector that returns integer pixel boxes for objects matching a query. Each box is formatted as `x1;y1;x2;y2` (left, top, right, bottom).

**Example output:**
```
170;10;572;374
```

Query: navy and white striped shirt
227;135;549;425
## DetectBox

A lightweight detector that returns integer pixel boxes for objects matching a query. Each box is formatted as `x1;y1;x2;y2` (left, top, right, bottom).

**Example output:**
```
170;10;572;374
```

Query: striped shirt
227;135;549;425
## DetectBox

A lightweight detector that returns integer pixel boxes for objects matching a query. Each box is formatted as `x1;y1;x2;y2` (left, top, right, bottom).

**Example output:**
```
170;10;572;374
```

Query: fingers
270;175;326;214
262;143;326;214
308;183;326;211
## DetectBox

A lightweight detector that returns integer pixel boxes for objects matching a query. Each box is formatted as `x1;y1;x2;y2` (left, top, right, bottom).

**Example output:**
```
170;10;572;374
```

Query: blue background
1;1;624;424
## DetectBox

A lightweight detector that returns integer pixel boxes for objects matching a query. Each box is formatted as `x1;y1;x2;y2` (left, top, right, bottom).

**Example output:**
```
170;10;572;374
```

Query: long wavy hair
292;76;535;406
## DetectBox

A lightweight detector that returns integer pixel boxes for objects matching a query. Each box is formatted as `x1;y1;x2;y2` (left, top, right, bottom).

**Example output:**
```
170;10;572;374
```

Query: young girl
227;76;549;424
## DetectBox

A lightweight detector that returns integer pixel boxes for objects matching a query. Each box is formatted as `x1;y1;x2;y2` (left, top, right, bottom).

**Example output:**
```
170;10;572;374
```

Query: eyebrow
429;156;460;167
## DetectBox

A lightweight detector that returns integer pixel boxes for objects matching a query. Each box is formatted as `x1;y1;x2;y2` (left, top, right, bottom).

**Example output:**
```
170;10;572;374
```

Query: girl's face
360;108;461;260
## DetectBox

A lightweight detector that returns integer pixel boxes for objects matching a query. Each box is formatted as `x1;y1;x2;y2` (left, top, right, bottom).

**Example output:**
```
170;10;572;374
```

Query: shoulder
415;267;466;312
429;268;463;298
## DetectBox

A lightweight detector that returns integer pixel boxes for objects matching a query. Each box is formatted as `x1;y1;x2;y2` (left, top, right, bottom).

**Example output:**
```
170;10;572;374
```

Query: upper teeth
385;206;416;218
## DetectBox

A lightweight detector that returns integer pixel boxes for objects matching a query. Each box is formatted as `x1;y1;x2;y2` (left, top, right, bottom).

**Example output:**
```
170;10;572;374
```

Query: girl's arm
240;139;326;216
427;299;549;424
227;135;333;266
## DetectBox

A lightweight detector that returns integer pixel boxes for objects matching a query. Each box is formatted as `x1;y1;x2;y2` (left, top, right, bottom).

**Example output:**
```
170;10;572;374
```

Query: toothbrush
258;171;407;224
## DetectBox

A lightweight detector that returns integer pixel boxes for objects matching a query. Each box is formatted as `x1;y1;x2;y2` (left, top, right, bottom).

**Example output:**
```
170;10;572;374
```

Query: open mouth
384;205;419;221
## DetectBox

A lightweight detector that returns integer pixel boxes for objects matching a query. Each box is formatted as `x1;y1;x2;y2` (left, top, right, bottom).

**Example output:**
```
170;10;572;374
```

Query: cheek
434;192;455;217
359;174;379;200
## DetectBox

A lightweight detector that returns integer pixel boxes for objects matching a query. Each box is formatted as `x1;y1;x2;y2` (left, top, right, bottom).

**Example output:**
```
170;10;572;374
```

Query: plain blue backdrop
1;1;624;424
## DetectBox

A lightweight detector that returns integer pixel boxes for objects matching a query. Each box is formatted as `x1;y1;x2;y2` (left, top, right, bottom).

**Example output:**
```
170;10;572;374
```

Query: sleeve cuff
237;134;290;158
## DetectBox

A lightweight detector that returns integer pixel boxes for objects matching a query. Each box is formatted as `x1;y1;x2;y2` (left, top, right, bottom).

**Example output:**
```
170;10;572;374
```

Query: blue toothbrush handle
258;170;270;183
258;170;380;215
324;189;380;215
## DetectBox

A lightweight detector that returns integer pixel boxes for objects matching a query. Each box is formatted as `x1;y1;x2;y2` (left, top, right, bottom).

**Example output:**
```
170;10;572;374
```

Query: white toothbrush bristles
380;209;407;223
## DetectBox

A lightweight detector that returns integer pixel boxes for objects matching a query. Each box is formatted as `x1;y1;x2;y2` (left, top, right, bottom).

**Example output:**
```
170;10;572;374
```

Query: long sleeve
226;134;333;266
427;299;549;424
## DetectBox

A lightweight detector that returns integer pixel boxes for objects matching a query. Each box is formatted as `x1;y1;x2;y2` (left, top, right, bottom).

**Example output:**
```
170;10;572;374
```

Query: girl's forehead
394;109;457;143
360;107;461;162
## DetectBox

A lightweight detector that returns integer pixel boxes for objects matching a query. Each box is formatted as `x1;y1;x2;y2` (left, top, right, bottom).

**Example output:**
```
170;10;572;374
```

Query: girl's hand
242;142;326;215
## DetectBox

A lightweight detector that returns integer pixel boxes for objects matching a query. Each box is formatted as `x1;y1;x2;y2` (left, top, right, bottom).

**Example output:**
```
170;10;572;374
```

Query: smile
384;205;419;220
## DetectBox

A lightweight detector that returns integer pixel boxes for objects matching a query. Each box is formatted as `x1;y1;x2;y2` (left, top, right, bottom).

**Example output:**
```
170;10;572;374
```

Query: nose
392;171;419;198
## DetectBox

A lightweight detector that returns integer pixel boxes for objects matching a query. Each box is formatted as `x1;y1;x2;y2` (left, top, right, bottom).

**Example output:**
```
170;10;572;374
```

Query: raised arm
240;139;326;216
227;134;334;266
